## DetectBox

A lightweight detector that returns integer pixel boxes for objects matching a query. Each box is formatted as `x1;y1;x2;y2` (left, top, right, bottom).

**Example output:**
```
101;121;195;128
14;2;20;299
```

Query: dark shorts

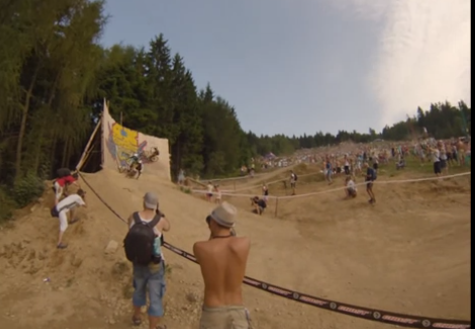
433;161;441;174
366;181;373;189
440;159;447;169
373;163;378;170
344;166;350;175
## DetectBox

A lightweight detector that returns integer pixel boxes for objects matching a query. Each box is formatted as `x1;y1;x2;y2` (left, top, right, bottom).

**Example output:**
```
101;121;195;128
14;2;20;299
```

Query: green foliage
247;101;470;156
0;187;14;223
0;0;471;218
12;173;45;208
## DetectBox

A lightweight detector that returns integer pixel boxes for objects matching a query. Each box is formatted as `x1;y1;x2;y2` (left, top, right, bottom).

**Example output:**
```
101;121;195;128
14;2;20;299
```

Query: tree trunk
49;135;58;177
15;66;39;180
32;74;59;172
61;138;70;168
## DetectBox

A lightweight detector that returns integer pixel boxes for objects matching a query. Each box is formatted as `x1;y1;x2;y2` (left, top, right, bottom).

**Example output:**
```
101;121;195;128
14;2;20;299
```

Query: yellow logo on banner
106;122;147;165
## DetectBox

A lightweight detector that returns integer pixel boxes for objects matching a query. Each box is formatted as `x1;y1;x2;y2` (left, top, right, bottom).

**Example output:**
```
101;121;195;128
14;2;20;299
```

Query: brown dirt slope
0;168;471;329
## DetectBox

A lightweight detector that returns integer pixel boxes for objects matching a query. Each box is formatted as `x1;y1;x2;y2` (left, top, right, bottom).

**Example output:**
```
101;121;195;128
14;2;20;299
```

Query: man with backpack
50;189;87;249
124;192;170;329
363;162;377;204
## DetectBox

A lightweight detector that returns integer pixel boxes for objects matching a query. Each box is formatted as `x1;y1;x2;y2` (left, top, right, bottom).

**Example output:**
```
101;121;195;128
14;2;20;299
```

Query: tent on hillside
264;152;276;160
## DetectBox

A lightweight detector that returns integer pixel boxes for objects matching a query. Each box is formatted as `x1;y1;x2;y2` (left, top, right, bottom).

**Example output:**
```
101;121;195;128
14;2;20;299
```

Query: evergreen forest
0;0;471;218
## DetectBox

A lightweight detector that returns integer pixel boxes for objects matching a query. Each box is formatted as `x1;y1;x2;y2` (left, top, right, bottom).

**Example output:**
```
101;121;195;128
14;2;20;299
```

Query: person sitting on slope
251;196;267;215
344;176;357;199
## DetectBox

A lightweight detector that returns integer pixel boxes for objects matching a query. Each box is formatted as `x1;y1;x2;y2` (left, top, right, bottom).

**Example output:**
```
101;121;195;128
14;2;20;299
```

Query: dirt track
0;168;471;329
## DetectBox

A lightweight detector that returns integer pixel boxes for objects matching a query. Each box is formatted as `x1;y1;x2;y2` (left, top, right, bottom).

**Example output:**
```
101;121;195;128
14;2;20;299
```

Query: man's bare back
194;236;250;307
194;202;252;329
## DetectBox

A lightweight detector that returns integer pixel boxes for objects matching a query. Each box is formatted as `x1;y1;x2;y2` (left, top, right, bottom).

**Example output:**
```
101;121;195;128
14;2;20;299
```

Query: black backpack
124;212;161;266
57;168;71;178
372;169;378;181
293;173;298;181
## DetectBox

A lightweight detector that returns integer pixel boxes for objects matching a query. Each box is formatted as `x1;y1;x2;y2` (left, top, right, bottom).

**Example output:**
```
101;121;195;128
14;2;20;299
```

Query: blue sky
101;0;471;137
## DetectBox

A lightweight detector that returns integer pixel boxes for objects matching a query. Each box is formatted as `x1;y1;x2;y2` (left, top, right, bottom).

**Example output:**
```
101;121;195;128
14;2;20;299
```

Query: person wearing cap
127;192;170;329
193;202;252;329
51;189;87;249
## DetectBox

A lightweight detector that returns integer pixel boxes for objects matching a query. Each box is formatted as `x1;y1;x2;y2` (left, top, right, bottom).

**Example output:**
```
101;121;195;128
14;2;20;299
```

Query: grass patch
0;187;15;225
179;186;192;194
12;172;45;208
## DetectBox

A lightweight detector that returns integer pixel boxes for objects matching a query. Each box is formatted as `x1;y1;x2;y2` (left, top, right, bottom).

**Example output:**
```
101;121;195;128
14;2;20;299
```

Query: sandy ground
0;166;471;329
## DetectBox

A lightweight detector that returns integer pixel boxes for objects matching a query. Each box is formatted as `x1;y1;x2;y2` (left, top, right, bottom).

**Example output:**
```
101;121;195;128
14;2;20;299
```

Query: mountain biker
134;160;144;179
128;153;140;166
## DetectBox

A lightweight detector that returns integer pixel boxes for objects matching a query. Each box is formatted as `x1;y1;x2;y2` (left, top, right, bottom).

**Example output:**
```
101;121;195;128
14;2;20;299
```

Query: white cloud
331;0;471;127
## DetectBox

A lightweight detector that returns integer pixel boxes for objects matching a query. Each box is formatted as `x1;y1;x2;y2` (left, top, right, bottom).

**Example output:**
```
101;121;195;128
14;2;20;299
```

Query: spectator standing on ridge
262;183;269;202
363;162;377;204
194;202;252;329
124;192;170;329
177;168;185;185
214;184;222;204
438;141;449;175
290;170;297;195
50;189;87;249
431;145;441;176
325;158;333;185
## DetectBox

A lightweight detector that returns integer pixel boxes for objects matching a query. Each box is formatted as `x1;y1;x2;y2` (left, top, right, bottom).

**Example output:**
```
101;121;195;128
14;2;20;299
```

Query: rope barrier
189;172;471;200
78;172;471;329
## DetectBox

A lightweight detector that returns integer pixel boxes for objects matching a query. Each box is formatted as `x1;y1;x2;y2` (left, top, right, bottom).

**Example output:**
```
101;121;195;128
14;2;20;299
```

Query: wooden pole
76;118;101;172
100;98;106;168
274;197;279;218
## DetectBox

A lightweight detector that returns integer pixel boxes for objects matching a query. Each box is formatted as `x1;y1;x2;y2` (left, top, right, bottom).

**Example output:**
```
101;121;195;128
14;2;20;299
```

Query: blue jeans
132;262;166;317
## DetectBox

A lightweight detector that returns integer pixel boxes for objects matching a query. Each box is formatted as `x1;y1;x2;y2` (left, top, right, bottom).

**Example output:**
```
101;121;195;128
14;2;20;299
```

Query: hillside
0;165;471;329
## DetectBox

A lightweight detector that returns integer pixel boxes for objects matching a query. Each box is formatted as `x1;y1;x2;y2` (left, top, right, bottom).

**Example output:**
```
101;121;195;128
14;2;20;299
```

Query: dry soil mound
0;169;470;329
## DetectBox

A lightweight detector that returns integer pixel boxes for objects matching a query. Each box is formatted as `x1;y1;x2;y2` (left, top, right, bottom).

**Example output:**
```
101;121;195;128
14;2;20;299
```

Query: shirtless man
193;202;252;329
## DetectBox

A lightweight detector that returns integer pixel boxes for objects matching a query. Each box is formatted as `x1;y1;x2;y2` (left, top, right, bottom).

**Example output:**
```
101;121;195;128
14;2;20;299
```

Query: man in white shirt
51;189;87;249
